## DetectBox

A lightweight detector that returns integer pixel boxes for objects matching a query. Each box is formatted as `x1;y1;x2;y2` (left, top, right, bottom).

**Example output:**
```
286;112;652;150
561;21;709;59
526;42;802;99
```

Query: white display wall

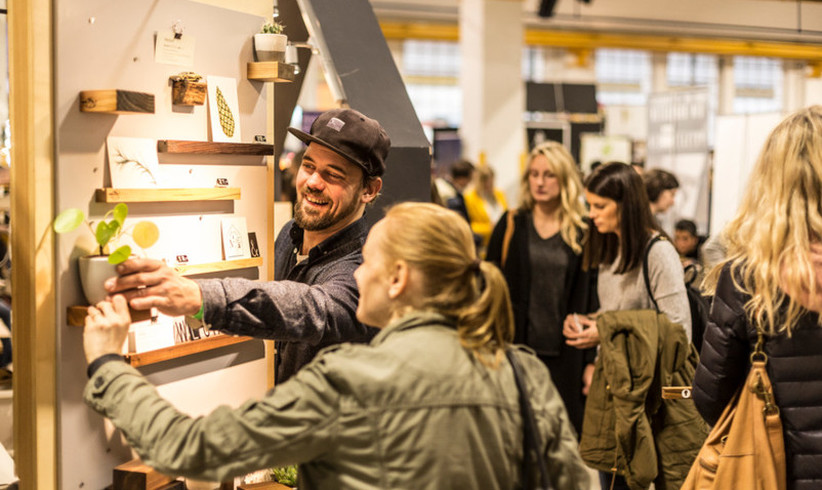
54;1;273;488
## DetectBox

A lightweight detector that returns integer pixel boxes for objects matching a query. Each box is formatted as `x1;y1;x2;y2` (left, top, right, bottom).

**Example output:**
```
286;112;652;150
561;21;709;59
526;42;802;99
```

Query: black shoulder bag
506;349;553;490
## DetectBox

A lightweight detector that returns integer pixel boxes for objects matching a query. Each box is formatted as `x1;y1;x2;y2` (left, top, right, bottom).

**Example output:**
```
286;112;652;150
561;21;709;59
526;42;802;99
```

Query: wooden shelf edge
126;335;254;367
67;305;152;327
95;187;241;202
175;257;263;276
157;140;274;155
246;62;296;82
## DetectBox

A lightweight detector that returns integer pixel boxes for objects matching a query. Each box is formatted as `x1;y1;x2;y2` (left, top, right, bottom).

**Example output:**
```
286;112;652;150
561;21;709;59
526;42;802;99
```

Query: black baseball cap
288;108;390;177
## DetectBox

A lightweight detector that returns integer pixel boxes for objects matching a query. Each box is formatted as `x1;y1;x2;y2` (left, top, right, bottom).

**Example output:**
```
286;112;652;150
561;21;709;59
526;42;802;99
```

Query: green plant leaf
112;203;128;227
133;221;159;249
95;220;121;248
53;208;85;233
108;245;132;264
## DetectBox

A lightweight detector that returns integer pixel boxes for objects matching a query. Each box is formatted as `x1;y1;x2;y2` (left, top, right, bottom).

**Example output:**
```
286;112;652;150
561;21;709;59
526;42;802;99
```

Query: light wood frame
9;0;58;488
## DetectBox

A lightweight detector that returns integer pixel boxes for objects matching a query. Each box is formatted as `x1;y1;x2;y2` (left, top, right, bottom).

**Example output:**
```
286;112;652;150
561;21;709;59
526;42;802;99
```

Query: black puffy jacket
692;264;822;490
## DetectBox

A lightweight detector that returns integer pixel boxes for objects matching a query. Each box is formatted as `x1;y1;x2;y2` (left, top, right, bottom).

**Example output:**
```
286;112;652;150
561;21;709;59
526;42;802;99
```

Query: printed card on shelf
206;76;242;143
106;136;162;189
221;217;251;260
128;315;175;353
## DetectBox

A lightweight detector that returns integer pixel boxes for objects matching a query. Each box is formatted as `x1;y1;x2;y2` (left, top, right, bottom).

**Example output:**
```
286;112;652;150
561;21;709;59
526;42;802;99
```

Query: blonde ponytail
380;203;514;366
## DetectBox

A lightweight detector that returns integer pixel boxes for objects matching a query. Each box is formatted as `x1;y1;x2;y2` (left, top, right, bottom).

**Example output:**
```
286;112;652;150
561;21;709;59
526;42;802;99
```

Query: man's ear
388;259;408;299
361;177;382;205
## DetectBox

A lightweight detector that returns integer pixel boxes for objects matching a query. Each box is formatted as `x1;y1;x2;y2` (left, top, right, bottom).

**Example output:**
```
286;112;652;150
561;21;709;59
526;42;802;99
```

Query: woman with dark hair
564;162;692;490
643;168;679;215
486;141;597;436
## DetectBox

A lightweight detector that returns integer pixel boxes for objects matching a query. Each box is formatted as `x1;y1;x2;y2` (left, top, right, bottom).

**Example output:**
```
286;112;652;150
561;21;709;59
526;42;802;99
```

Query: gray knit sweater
597;237;692;340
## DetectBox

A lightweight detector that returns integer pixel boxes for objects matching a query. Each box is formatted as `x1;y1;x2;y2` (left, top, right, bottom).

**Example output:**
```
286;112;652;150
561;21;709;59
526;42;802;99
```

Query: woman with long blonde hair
81;202;590;489
486;141;598;435
693;106;822;490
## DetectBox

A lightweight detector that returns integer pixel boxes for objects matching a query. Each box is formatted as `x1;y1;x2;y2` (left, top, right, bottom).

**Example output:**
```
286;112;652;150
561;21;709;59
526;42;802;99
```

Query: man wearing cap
103;108;390;383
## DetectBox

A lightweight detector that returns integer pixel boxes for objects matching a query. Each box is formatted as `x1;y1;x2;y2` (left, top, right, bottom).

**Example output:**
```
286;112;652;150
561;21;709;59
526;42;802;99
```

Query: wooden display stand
79;90;155;114
237;482;293;490
112;459;177;490
246;62;297;82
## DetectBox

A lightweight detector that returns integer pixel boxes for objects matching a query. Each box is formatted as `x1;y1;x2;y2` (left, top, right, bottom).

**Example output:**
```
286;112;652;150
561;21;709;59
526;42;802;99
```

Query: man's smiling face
293;143;367;233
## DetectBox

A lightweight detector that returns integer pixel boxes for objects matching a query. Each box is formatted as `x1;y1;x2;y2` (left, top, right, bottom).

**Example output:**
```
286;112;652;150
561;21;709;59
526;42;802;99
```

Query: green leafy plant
53;203;159;264
260;21;285;34
270;465;298;487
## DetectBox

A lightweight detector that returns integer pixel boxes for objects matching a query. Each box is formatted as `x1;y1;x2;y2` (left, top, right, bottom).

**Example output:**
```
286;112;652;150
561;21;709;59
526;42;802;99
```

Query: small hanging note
155;21;195;67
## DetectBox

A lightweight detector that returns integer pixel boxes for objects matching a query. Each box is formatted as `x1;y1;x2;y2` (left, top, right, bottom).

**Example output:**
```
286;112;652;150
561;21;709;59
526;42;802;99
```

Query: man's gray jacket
197;216;377;382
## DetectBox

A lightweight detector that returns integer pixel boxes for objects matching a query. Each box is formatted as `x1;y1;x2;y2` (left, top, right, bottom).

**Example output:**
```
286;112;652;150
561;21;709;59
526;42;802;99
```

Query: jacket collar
289;214;369;262
371;310;456;346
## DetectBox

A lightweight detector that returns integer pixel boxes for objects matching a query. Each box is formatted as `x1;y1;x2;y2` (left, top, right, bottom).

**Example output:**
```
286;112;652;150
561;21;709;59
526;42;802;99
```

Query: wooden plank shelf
125;335;253;367
79;89;155;114
67;305;152;327
175;257;263;276
95;187;241;203
157;140;274;155
246;61;296;82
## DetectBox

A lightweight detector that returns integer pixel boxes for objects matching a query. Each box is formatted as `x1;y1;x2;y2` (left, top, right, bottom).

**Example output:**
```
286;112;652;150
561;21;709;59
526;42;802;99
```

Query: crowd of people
80;105;822;489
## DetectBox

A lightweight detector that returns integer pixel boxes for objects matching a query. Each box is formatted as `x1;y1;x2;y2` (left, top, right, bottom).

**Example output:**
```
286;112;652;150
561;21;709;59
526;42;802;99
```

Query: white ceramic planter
78;255;118;305
254;33;287;62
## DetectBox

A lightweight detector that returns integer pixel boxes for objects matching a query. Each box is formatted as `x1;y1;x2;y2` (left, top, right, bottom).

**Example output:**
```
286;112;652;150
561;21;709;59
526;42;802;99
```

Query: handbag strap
506;349;552;490
501;210;517;268
642;234;665;312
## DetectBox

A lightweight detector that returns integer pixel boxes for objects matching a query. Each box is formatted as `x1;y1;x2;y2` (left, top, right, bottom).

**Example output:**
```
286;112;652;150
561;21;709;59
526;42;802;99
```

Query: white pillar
460;0;525;205
783;59;806;113
718;56;735;115
651;52;668;94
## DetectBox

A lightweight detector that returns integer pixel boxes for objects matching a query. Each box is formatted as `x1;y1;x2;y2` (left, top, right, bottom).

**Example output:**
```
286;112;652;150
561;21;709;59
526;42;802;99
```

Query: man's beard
293;189;361;232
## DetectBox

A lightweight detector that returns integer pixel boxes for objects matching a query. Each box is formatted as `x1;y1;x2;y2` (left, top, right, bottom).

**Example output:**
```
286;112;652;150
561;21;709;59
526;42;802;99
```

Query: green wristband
192;301;204;320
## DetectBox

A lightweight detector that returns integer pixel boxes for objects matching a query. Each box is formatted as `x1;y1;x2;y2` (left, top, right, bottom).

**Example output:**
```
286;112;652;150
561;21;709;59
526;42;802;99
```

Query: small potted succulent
270;465;297;488
254;20;287;62
53;203;159;304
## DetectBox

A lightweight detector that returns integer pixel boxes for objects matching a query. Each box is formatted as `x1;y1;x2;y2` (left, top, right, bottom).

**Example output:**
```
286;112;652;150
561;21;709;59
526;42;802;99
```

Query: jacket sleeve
83;358;341;482
197;254;371;346
485;211;509;266
648;239;693;340
692;265;751;425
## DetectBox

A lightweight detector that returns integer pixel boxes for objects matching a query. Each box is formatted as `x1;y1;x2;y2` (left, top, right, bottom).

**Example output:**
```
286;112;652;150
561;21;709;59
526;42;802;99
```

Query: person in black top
487;141;597;435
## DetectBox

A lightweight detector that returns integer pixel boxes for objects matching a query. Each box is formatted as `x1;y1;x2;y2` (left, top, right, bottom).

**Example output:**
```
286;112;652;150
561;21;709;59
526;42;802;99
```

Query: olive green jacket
579;310;708;490
84;311;590;489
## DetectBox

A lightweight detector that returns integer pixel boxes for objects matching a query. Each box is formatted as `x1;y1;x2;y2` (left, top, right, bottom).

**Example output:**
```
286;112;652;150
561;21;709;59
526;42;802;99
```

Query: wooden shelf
79;89;155;114
157;140;274;155
95;187;240;203
125;335;253;367
67;305;152;327
247;62;297;82
175;257;263;276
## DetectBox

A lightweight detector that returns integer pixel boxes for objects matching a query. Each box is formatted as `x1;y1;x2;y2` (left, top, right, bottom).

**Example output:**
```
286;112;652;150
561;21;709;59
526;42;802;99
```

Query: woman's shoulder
647;234;680;264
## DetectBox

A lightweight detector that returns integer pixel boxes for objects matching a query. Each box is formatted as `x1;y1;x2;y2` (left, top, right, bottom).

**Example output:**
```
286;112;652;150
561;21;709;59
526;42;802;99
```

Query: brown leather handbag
681;330;786;490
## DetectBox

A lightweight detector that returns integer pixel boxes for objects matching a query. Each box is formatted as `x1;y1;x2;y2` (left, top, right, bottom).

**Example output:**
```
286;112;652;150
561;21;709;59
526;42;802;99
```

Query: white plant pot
254;33;287;62
78;255;118;305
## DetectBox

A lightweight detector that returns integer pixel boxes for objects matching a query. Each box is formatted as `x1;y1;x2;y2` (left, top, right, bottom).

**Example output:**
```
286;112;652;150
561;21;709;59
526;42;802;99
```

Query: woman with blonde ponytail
80;202;590;489
693;106;822;490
